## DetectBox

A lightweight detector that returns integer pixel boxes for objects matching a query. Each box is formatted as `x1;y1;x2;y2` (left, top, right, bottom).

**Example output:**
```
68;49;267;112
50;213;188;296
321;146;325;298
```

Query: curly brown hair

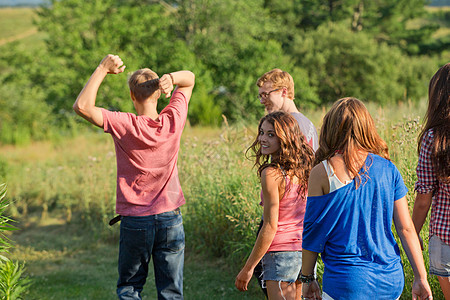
247;111;314;188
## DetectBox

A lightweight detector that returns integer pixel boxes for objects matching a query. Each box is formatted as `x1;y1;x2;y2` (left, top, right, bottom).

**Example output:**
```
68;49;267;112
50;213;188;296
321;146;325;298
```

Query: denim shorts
261;251;302;283
429;235;450;277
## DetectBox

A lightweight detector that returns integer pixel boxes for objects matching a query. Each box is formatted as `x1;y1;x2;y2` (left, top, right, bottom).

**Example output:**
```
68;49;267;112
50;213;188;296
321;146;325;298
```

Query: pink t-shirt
102;90;189;216
260;177;307;252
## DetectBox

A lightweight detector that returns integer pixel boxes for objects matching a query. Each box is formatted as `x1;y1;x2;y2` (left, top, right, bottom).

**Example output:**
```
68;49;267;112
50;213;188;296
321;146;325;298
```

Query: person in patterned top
412;62;450;299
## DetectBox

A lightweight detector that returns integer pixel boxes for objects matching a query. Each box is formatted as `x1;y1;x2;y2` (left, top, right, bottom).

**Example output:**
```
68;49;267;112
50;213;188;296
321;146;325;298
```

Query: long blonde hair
315;97;389;187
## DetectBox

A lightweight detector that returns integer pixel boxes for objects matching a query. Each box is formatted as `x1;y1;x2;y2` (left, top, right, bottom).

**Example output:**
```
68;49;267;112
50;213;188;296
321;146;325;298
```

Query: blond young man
257;69;318;151
73;54;195;300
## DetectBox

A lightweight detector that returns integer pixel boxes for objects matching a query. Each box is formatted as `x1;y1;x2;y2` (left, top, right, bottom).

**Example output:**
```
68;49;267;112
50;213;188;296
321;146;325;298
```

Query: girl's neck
330;150;368;182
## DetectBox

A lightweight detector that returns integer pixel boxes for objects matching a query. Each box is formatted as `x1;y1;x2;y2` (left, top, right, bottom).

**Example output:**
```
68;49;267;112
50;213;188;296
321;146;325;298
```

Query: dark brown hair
418;63;450;182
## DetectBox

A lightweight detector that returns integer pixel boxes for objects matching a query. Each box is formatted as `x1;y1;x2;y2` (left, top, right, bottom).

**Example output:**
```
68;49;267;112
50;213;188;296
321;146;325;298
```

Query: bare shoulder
308;163;328;196
261;167;283;188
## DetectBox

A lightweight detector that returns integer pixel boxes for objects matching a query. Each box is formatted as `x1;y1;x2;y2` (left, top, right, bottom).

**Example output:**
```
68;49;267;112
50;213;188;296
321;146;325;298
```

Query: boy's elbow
189;71;195;85
73;103;85;117
73;102;82;115
73;102;89;117
73;103;80;113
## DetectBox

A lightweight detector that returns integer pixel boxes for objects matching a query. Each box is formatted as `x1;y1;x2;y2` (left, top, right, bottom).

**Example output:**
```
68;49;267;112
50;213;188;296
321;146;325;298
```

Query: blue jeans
117;209;185;300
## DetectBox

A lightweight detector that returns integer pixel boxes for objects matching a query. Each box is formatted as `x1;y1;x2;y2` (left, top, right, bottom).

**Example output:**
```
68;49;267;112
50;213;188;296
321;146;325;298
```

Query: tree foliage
290;22;438;105
0;0;447;143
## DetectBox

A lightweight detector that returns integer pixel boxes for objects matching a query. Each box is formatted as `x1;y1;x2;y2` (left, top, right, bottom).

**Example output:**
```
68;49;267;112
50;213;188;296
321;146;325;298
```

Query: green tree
290;22;436;105
174;0;296;121
35;0;225;125
264;0;439;55
0;44;56;145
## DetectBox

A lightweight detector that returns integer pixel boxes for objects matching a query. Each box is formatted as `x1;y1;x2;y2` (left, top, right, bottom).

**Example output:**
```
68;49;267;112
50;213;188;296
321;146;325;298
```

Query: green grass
0;7;46;49
1;102;446;299
0;7;37;40
7;213;262;299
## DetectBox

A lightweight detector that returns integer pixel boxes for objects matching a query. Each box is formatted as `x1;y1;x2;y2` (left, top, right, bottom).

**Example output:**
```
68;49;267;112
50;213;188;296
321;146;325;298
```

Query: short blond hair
128;68;161;102
256;69;295;99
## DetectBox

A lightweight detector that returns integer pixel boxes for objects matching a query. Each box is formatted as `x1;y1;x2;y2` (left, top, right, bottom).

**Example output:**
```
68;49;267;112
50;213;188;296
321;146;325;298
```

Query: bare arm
159;71;195;101
73;55;126;128
301;250;322;299
308;163;328;197
411;192;432;249
301;169;324;299
235;167;281;292
393;196;432;300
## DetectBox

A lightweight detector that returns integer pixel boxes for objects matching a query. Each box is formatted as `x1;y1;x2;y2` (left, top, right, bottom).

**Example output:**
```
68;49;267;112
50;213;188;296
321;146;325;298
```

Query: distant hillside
429;0;450;6
0;0;45;7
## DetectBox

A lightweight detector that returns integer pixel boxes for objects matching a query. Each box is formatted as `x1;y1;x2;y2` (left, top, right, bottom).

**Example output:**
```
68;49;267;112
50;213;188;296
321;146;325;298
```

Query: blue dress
302;154;408;300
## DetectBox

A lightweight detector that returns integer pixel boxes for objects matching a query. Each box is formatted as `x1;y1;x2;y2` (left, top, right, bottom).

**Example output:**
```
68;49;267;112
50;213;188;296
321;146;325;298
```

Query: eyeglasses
258;88;282;100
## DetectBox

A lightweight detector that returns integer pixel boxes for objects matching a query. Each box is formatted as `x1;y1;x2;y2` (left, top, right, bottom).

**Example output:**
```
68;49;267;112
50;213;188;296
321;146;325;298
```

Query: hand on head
159;73;174;98
99;54;126;74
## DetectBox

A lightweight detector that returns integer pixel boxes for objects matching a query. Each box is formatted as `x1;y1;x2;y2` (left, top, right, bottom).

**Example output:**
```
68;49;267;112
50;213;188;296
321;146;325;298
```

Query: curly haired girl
235;111;314;300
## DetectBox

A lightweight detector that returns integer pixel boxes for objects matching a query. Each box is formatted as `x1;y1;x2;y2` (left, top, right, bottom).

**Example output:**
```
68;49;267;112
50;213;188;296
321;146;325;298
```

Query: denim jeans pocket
166;221;185;252
120;223;147;255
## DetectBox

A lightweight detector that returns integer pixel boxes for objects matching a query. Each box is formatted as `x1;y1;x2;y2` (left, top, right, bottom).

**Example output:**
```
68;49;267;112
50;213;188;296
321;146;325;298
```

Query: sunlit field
0;4;448;300
0;100;445;299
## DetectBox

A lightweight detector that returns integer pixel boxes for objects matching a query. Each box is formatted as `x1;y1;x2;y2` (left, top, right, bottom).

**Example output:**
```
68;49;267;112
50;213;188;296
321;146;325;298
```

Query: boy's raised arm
73;54;126;128
159;71;195;101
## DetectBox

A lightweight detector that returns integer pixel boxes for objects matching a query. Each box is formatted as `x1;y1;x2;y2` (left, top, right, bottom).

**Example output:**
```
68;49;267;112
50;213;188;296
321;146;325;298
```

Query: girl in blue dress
300;98;433;300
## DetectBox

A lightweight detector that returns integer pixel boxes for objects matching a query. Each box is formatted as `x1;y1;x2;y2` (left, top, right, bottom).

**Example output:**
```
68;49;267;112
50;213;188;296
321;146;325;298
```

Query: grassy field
0;102;446;299
0;6;46;48
2;127;263;299
8;213;262;299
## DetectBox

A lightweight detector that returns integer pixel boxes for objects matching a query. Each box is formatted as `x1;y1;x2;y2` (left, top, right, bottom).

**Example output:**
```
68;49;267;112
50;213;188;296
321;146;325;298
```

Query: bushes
0;184;31;300
290;22;437;106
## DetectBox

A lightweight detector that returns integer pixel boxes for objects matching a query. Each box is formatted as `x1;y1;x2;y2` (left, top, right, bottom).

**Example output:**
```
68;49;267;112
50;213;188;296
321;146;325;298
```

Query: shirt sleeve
160;90;189;127
102;109;135;139
415;130;437;194
302;194;335;253
390;162;408;201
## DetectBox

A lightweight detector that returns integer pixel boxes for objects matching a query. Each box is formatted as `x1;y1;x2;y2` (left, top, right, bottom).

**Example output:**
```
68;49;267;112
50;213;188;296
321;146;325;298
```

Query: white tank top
322;160;352;192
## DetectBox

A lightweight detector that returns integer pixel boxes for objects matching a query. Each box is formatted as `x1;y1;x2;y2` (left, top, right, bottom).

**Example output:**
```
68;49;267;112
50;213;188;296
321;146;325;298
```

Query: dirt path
0;28;38;46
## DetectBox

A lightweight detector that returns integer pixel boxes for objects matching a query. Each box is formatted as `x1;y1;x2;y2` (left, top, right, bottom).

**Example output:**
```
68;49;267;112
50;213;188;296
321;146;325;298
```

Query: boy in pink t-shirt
73;54;195;300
